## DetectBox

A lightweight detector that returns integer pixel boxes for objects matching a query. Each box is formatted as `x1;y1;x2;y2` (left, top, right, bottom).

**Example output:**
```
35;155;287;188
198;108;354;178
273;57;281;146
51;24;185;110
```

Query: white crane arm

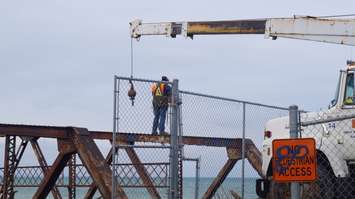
265;18;355;45
130;17;355;46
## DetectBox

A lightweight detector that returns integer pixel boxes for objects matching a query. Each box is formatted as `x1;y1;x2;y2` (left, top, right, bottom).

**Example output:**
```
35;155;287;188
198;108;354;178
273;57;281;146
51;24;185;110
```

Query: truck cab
259;61;355;198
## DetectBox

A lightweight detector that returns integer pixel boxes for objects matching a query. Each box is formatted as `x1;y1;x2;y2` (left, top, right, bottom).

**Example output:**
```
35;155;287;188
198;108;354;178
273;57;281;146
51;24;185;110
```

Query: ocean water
12;178;258;199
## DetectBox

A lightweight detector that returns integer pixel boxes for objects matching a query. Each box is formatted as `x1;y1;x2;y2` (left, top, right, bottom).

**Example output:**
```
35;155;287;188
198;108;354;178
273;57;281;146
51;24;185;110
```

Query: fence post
195;157;200;199
169;79;179;199
289;105;300;199
177;90;184;198
112;76;119;199
241;103;246;199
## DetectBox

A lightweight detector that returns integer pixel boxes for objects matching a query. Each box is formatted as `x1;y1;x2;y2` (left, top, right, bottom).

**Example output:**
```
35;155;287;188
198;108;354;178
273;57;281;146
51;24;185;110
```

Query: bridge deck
0;123;253;147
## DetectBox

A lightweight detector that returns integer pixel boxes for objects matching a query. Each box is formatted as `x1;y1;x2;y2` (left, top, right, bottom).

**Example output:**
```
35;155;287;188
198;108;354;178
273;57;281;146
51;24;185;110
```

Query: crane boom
130;16;355;46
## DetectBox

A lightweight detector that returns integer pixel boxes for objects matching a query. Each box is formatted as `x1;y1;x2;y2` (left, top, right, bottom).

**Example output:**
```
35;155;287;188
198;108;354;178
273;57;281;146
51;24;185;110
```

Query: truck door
336;71;355;160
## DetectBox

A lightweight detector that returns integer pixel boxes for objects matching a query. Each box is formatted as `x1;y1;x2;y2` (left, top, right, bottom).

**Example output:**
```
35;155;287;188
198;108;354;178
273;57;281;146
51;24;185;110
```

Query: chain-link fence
113;76;290;199
113;76;177;199
288;108;355;199
180;91;288;199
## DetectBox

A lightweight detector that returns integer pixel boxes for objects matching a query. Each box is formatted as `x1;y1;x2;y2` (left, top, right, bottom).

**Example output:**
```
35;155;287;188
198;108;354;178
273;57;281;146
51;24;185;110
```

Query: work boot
159;131;169;136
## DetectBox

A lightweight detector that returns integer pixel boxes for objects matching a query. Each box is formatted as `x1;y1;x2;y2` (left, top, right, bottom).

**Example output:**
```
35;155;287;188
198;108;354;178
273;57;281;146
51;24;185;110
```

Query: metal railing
0;163;169;188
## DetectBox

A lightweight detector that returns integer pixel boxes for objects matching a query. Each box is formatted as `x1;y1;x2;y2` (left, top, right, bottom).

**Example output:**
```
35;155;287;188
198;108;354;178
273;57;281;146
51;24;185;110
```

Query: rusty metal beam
245;142;264;178
33;152;73;198
202;158;238;199
177;148;183;199
125;147;161;199
13;138;29;170
68;154;76;199
0;123;265;199
0;137;29;199
33;138;76;199
0;124;67;138
0;123;252;148
202;148;242;199
1;138;29;199
71;128;127;199
84;148;113;199
230;190;242;199
2;136;16;199
30;138;63;199
187;20;266;36
130;19;267;38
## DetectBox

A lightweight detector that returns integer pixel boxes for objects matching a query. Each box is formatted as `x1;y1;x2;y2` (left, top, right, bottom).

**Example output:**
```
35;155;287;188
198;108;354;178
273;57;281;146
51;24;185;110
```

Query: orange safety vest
151;83;169;106
151;83;166;96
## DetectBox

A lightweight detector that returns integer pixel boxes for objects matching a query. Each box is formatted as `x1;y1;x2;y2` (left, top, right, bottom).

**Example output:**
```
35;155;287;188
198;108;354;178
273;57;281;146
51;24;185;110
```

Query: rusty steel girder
30;138;63;199
30;127;128;199
33;138;76;199
84;148;113;199
2;136;16;199
68;154;76;199
0;123;252;148
71;128;128;199
0;123;263;199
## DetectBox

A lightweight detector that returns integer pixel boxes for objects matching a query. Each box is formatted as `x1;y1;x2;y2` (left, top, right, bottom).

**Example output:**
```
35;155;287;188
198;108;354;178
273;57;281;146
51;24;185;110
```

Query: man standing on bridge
151;76;171;135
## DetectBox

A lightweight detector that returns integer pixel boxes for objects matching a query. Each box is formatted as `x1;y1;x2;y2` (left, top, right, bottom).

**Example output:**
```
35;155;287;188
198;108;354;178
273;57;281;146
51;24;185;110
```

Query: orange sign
352;119;355;128
272;138;317;182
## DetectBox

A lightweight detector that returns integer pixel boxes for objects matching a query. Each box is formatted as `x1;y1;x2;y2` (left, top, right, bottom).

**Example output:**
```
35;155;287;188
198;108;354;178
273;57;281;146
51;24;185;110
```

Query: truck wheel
267;181;290;199
301;155;335;199
267;154;335;199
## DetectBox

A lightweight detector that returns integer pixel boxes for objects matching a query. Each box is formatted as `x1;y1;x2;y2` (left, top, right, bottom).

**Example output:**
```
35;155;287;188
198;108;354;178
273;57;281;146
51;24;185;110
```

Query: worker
151;76;171;135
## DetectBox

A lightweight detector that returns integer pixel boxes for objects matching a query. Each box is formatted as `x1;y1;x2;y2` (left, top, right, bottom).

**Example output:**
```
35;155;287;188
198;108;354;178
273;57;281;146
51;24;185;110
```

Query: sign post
272;105;317;199
272;138;317;182
289;105;300;199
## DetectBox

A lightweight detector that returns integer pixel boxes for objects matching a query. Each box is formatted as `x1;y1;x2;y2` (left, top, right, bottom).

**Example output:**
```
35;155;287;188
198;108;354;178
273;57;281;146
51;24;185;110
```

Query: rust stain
187;20;266;35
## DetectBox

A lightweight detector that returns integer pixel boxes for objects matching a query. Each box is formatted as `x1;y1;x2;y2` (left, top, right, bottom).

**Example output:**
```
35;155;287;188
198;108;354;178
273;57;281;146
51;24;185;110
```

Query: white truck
260;60;355;198
129;16;355;198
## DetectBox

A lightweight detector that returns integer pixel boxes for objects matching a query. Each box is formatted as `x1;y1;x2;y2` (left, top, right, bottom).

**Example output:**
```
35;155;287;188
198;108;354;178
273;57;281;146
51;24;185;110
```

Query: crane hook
127;80;137;106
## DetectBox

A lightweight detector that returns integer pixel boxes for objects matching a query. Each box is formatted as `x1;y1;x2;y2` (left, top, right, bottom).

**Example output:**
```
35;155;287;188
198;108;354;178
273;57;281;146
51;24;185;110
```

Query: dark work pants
152;105;168;134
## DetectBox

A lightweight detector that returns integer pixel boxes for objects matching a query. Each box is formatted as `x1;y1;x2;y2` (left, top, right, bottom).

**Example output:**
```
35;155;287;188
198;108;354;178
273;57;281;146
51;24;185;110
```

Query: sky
0;0;355;176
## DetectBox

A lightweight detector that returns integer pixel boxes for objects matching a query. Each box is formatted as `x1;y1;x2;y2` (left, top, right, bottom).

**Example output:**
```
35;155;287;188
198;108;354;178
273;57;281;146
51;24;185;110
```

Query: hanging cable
130;37;134;78
128;37;137;106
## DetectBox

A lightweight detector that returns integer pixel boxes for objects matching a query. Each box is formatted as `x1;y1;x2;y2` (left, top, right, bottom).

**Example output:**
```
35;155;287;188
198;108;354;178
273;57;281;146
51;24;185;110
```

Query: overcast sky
0;0;354;130
0;0;354;175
